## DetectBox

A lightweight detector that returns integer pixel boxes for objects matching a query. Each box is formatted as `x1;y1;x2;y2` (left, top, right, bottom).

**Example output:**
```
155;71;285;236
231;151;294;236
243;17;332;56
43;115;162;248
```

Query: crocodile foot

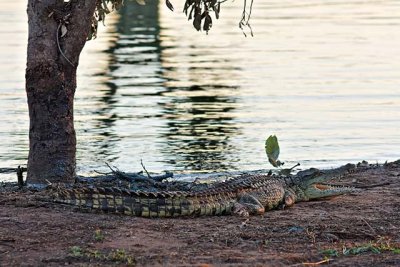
233;203;250;217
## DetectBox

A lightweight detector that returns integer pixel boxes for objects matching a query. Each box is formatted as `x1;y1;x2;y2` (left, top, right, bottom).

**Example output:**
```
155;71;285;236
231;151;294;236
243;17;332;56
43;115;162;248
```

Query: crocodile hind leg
233;193;265;217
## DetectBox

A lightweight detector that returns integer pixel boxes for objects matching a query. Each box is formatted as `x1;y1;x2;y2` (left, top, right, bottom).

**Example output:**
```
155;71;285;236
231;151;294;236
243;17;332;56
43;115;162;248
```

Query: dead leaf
203;14;212;32
61;25;67;38
166;0;174;11
193;14;201;31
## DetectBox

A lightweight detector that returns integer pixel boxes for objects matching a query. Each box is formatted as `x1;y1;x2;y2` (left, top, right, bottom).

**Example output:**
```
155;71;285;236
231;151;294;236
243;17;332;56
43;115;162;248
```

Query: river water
1;0;399;182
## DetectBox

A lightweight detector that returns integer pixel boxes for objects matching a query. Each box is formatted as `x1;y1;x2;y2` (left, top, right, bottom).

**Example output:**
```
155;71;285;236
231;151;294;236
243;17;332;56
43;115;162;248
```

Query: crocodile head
293;164;357;201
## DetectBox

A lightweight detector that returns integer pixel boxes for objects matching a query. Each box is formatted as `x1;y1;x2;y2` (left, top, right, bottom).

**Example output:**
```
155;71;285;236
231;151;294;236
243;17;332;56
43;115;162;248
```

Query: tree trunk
26;0;96;183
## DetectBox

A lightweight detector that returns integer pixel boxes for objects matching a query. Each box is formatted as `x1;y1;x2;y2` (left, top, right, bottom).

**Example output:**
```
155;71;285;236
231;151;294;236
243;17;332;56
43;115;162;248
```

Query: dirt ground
1;161;400;266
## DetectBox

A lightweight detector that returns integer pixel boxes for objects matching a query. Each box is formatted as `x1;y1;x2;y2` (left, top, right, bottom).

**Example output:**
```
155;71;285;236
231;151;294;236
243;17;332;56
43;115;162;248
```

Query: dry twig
302;258;331;266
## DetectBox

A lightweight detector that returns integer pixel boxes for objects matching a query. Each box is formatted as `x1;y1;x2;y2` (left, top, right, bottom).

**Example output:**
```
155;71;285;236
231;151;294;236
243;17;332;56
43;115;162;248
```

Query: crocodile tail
52;187;236;217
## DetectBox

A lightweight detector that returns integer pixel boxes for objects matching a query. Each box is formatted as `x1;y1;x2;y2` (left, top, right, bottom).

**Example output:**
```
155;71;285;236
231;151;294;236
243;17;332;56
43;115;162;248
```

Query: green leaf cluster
342;244;381;255
320;249;339;257
69;246;84;257
265;135;283;167
321;240;400;258
69;246;136;266
94;229;105;242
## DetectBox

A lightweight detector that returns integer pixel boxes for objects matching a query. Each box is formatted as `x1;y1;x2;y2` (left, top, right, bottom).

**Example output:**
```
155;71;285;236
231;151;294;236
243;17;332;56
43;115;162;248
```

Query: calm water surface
1;0;399;181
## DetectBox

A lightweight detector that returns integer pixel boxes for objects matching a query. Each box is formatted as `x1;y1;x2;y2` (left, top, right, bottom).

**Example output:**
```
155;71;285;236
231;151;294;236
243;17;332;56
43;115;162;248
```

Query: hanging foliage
89;0;123;40
182;0;220;33
89;0;253;39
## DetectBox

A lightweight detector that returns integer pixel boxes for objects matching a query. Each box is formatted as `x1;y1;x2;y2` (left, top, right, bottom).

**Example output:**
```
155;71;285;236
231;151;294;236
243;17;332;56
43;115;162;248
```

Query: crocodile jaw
303;184;356;200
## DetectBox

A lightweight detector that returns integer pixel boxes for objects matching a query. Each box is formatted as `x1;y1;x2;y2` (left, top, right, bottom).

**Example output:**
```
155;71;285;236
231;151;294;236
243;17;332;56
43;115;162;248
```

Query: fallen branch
105;163;157;185
102;163;173;184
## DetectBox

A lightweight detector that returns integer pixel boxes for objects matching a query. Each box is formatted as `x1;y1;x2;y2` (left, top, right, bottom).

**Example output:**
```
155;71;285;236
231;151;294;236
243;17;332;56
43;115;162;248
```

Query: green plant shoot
265;135;283;167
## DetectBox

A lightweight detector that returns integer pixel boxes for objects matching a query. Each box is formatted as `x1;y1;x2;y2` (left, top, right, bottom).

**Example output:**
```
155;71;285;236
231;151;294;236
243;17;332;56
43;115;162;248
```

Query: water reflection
91;80;120;158
94;0;241;172
159;84;239;171
75;11;121;167
78;1;164;168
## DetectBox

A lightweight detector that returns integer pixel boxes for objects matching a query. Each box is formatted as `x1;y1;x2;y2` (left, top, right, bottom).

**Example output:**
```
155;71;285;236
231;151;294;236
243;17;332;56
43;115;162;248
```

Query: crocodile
48;164;357;217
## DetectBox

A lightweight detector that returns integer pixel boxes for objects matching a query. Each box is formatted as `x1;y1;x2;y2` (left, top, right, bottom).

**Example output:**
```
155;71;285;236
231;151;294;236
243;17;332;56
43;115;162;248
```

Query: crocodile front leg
233;193;265;217
233;185;287;216
277;190;297;210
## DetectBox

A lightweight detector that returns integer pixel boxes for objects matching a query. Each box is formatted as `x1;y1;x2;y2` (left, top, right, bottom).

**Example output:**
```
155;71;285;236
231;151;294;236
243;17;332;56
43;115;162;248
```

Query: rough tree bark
26;0;97;183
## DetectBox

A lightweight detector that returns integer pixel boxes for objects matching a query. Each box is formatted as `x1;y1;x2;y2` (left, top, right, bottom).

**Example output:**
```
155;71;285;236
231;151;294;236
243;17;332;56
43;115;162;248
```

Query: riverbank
1;161;400;266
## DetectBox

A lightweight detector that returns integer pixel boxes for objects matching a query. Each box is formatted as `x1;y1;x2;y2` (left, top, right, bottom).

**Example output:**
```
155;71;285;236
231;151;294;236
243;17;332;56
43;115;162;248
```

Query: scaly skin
49;164;356;217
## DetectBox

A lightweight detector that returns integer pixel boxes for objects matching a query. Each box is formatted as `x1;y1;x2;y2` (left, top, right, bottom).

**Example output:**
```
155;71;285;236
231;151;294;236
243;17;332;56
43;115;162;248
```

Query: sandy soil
1;161;400;266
